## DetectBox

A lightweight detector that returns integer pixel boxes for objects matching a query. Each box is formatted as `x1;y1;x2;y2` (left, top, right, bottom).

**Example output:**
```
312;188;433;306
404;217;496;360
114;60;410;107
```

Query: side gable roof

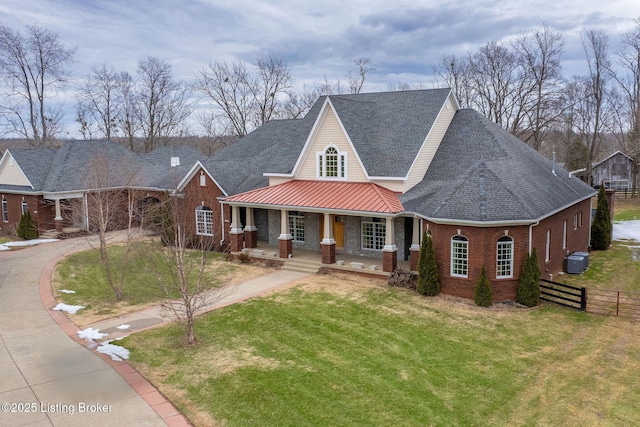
6;147;57;190
401;109;596;223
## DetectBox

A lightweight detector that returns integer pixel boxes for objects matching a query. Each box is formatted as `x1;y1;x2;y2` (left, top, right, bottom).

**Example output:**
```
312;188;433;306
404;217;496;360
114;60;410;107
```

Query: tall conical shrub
474;265;492;307
590;185;611;250
17;211;38;240
516;248;541;307
417;230;440;296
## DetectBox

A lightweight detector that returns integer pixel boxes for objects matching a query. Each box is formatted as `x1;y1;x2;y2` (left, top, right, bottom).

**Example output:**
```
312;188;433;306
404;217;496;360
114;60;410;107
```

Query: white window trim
496;237;514;279
450;235;469;278
2;199;7;223
195;206;214;236
288;211;305;243
545;229;551;263
361;218;386;251
316;145;347;180
21;200;28;215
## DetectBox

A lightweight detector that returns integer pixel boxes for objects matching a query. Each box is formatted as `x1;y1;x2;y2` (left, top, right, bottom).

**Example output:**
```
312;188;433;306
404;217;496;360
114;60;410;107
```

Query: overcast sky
2;0;640;136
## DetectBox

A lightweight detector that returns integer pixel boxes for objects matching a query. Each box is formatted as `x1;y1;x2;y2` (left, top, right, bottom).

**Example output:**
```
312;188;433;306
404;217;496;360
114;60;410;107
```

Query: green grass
558;243;640;293
53;242;235;318
124;276;640;427
613;198;640;221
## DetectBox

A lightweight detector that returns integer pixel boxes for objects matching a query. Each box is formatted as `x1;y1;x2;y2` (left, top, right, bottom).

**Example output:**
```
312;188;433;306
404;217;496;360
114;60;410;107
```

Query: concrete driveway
0;235;172;427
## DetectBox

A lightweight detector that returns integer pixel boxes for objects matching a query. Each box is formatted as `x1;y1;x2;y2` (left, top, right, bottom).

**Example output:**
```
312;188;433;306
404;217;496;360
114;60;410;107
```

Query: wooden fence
540;279;586;311
540;279;640;319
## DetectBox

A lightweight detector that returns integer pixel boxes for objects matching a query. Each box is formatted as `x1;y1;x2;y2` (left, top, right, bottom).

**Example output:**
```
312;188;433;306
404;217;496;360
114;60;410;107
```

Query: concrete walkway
0;233;308;426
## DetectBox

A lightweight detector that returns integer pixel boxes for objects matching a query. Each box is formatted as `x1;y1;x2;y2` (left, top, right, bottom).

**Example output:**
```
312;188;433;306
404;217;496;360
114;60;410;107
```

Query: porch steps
40;229;60;239
281;258;322;274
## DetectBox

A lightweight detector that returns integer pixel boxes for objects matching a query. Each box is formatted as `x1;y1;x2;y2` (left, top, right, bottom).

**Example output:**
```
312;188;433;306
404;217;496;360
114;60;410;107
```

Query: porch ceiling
223;180;404;214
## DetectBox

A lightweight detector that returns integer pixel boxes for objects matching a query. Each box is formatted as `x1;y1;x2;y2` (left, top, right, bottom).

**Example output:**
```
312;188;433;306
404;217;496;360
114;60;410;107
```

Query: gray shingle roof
400;109;596;222
206;89;452;194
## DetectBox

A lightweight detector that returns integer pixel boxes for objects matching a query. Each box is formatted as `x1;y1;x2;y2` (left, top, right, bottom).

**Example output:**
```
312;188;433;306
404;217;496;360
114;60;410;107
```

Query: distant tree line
0;20;639;195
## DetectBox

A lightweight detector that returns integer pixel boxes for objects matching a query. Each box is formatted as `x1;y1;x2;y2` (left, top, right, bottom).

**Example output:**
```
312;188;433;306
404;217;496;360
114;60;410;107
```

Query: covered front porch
234;240;412;276
222;180;425;273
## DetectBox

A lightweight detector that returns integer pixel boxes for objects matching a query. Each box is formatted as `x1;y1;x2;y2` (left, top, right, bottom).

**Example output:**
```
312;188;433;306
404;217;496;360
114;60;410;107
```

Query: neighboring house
591;150;635;190
0;89;598;302
0;140;212;239
212;89;596;301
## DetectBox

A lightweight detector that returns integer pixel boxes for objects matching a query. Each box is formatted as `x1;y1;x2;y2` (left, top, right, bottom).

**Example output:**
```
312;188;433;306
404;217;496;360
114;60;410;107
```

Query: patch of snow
52;303;85;314
97;342;130;361
77;327;108;341
0;238;59;251
58;289;76;294
116;324;130;330
613;220;640;242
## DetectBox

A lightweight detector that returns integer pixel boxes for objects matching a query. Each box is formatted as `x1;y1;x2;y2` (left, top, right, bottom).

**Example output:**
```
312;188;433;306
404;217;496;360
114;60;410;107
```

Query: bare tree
433;54;476;107
347;57;373;94
0;24;75;146
136;56;192;152
582;29;613;185
76;64;129;140
82;148;141;301
512;25;566;150
194;54;292;137
147;183;233;346
610;17;640;196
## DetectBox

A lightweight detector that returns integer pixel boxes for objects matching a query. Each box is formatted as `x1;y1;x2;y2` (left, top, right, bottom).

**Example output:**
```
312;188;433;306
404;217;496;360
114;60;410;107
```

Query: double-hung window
195;206;214;236
451;235;468;277
2;198;7;223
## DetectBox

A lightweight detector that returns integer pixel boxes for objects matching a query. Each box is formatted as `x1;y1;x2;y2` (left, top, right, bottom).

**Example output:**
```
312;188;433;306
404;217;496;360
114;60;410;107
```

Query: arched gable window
496;236;514;279
450;235;468;277
195;206;214;236
317;145;346;179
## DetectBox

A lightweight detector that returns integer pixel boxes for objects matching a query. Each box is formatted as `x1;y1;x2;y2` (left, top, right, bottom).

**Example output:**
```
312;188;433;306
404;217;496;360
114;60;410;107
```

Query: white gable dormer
0;151;33;188
267;98;368;185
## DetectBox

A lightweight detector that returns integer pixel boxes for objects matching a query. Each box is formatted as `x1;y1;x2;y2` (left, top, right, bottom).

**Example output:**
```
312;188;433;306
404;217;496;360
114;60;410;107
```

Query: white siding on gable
296;107;368;182
403;93;457;192
0;154;31;187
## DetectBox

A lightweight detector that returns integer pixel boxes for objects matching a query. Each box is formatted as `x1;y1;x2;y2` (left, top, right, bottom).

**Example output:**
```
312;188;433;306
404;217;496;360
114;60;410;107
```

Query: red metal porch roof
223;180;404;214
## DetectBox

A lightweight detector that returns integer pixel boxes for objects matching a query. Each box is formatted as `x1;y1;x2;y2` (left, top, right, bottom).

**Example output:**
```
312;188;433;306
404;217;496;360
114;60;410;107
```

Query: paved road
0;236;167;427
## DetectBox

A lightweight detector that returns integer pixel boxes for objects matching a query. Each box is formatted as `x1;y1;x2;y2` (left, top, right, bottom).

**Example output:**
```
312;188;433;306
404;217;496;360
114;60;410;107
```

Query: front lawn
52;242;270;325
123;274;640;427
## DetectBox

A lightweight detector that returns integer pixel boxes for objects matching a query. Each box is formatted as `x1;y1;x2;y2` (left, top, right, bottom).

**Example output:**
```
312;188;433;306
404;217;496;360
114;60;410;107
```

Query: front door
320;215;345;249
333;216;344;248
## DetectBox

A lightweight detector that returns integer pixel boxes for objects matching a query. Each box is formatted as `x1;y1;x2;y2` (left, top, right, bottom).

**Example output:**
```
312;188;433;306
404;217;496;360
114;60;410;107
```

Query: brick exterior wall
180;167;226;250
0;193;58;235
531;197;592;280
421;199;592;301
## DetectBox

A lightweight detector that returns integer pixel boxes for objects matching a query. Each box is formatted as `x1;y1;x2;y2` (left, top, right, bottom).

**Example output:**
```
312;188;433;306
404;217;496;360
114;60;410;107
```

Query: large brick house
211;89;596;301
0;89;597;301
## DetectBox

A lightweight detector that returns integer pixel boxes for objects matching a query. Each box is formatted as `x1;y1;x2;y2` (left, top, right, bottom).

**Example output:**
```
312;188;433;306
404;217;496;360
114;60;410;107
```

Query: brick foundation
229;232;244;252
321;243;336;264
382;250;397;272
410;248;420;271
279;238;292;258
244;229;258;248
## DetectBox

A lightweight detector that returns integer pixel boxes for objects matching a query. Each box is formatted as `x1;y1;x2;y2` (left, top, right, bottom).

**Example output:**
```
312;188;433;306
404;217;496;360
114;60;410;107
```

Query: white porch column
279;209;292;240
54;199;62;221
244;207;256;232
410;217;421;251
230;205;243;234
321;212;335;244
383;217;397;252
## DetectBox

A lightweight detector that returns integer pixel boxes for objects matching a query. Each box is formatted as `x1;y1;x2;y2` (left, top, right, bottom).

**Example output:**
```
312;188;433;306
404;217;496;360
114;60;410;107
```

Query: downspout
529;221;540;255
220;201;225;246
